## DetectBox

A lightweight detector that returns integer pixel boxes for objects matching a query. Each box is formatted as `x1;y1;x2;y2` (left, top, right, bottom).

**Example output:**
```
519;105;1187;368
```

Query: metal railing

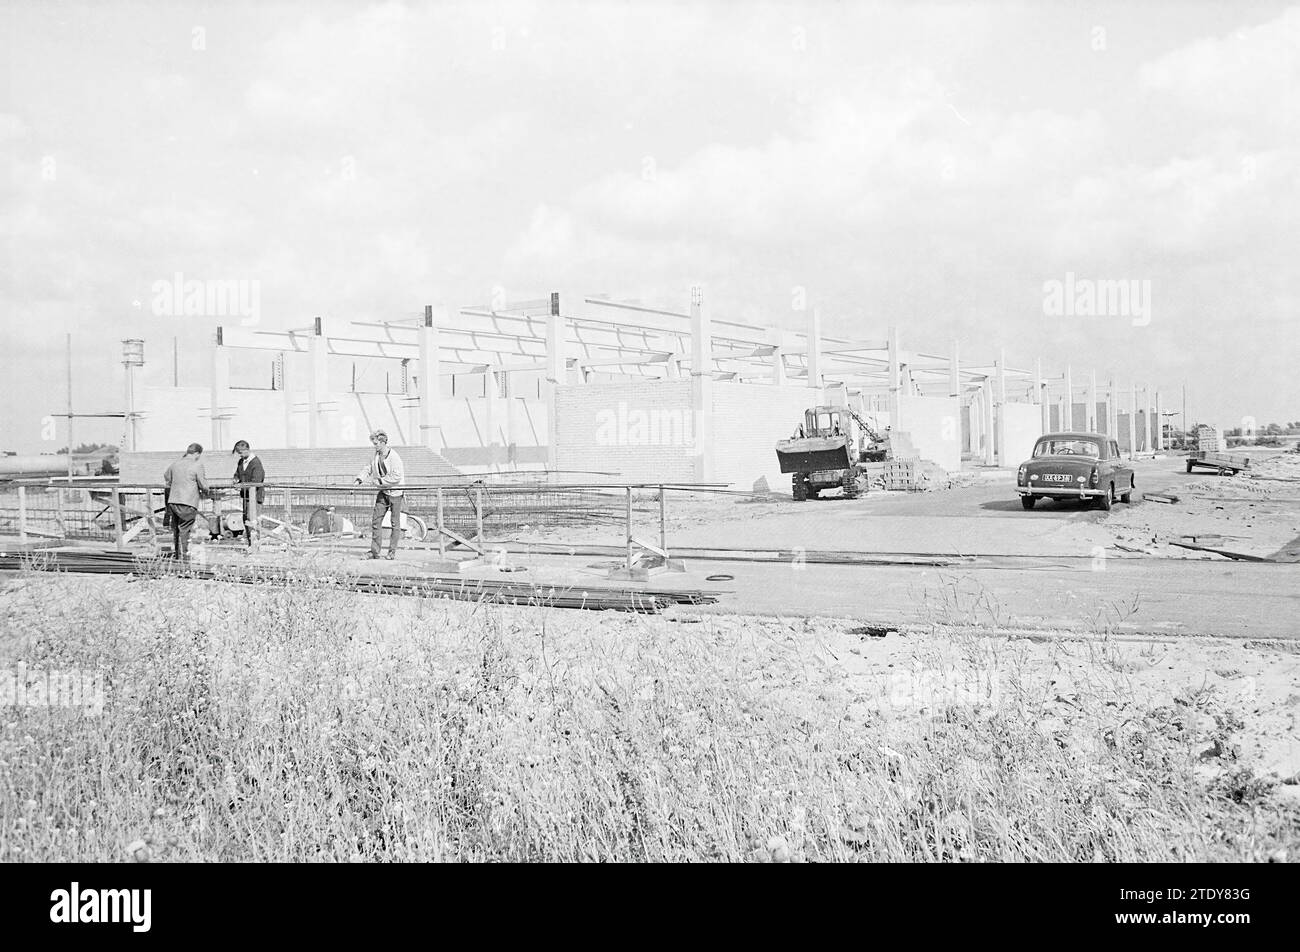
1;477;731;574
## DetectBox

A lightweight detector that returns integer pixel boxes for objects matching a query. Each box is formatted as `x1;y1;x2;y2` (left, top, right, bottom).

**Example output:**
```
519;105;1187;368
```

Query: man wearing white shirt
355;429;405;559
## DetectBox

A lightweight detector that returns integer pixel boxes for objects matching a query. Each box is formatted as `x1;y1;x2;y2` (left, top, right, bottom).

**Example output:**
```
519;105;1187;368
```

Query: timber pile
0;548;716;613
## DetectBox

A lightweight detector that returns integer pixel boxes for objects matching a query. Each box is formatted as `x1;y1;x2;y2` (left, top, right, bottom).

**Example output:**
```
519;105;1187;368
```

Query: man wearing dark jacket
232;440;265;549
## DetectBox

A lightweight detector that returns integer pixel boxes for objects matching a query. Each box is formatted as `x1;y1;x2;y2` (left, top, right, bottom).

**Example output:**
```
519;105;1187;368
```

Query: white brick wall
711;382;817;491
552;381;696;481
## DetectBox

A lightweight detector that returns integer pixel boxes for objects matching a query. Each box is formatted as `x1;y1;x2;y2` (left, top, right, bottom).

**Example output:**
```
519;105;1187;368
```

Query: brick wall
711;382;817;491
897;395;962;472
138;385;547;466
552;381;696;481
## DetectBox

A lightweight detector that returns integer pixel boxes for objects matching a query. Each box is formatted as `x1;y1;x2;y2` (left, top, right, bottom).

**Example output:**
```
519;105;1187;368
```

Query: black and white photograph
0;0;1296;911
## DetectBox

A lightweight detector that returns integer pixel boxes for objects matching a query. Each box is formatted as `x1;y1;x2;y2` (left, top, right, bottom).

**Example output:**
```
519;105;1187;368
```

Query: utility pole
66;333;73;481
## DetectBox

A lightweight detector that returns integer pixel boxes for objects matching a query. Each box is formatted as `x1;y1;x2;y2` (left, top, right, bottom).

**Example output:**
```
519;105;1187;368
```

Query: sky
2;0;1297;452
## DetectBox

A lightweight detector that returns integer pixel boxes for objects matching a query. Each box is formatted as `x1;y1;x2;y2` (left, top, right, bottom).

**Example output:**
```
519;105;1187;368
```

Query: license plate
1043;474;1073;482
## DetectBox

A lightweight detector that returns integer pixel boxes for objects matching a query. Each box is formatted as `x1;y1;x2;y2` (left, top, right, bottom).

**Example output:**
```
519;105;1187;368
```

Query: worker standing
355;429;405;560
232;440;265;550
162;443;210;562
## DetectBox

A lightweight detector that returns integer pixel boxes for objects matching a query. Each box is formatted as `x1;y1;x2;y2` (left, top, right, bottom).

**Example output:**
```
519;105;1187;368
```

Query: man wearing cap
232;440;265;550
355;430;405;559
162;443;211;562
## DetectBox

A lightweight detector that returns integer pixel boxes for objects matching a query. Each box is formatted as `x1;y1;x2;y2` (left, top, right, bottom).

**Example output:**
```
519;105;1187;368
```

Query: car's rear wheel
1186;459;1194;473
1120;477;1134;504
1098;483;1114;511
1020;495;1036;510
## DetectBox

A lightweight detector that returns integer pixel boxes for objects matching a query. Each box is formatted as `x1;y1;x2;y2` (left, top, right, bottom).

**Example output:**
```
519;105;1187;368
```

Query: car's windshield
1033;439;1100;458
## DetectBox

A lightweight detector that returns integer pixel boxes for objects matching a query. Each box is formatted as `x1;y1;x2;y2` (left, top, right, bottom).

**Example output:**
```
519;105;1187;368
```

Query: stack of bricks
1194;424;1223;454
883;458;917;491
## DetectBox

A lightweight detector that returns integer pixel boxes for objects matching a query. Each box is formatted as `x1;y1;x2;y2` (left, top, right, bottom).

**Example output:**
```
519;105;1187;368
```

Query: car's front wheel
1020;495;1036;510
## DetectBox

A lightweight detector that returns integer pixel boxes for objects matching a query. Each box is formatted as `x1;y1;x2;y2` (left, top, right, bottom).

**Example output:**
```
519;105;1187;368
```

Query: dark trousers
168;503;198;560
241;494;260;547
370;492;402;557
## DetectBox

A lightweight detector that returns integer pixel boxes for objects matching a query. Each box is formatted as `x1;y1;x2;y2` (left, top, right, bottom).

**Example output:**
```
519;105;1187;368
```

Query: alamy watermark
861;666;1002;712
151;272;260;326
1043;272;1151;326
1;665;104;716
595;401;697;446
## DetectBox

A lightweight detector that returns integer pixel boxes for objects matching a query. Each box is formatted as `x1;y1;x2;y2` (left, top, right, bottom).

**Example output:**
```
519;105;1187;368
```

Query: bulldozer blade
775;437;852;474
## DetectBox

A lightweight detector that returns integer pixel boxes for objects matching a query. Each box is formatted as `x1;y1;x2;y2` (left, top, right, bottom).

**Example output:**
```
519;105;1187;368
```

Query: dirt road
677;557;1300;640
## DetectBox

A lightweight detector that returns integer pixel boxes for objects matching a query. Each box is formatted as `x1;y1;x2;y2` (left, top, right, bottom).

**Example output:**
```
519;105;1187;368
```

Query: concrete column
1064;365;1074;431
1155;389;1164;451
1037;358;1050;434
1088;370;1098;433
769;328;787;386
417;304;442;450
807;307;823;394
1127;383;1137;459
307;317;328;447
281;352;294;446
1146;384;1157;453
887;324;901;429
690;285;714;481
211;330;230;452
1107;377;1118;439
995;350;1007;465
484;368;502;464
545;292;566;470
981;379;995;465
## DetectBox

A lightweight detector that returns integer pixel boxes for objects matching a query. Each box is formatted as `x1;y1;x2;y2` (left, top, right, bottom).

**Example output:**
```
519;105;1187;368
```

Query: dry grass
0;571;1295;862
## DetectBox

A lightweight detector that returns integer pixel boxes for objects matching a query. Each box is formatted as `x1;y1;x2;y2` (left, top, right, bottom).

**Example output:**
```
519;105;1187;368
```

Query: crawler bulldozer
775;406;887;501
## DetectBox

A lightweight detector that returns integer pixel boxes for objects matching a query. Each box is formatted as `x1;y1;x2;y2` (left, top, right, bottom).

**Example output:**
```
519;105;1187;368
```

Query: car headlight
1018;465;1027;483
1089;468;1098;487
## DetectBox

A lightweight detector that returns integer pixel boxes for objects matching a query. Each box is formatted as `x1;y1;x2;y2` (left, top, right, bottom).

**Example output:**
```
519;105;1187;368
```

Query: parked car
1015;432;1135;511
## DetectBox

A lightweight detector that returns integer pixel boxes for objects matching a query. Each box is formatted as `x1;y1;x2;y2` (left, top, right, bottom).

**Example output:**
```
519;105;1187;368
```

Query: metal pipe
17;486;28;543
